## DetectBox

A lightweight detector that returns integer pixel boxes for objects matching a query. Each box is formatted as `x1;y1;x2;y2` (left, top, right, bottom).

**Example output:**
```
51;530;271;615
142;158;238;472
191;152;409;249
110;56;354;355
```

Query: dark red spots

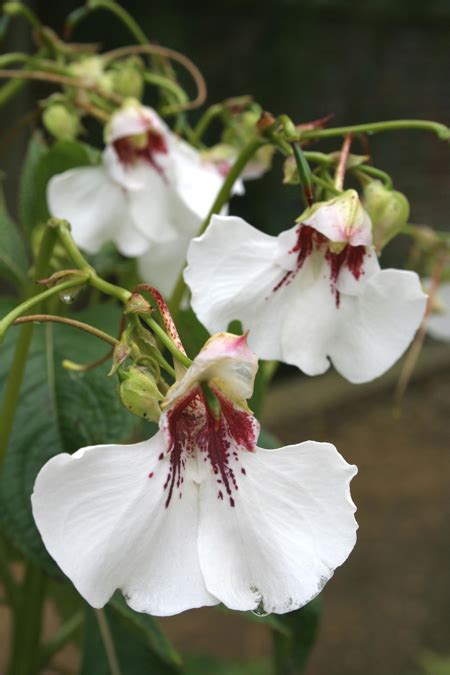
158;453;164;461
272;223;367;306
273;225;326;292
325;244;365;306
113;129;168;176
163;387;257;508
148;471;154;478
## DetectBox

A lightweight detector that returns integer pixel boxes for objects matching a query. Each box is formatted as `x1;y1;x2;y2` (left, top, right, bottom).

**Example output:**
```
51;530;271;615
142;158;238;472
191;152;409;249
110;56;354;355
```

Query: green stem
3;1;41;30
169;137;267;314
354;165;393;189
143;72;188;109
12;314;119;347
301;119;450;141
38;611;84;670
95;608;122;675
292;141;314;206
142;315;192;368
0;227;57;463
7;563;46;675
310;174;342;196
0;276;88;341
192;103;223;144
87;0;148;45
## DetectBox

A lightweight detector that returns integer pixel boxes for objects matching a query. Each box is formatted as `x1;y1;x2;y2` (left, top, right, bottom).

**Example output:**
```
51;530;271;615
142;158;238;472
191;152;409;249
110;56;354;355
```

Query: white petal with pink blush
185;194;427;384
32;333;357;617
47;100;225;257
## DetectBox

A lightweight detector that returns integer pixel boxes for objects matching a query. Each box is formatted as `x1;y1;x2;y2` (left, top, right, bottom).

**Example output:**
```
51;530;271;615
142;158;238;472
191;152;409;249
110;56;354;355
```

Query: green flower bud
363;180;410;251
119;366;163;422
109;58;144;100
42;104;81;142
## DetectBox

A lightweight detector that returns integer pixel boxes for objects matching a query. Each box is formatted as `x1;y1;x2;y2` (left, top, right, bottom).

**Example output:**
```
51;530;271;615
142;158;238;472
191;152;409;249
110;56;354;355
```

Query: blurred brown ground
0;344;449;674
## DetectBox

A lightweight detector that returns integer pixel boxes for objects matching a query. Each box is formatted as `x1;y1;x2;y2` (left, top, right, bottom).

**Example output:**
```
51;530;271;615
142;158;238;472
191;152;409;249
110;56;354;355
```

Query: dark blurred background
0;2;449;674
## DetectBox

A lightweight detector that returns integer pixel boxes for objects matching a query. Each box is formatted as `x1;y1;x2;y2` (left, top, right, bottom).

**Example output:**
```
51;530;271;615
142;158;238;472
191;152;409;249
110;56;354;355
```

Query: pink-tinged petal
198;441;357;613
107;103;168;143
164;332;258;409
47;167;149;256
303;190;372;247
186;215;281;350
427;281;450;342
32;436;218;616
138;237;190;298
330;269;427;383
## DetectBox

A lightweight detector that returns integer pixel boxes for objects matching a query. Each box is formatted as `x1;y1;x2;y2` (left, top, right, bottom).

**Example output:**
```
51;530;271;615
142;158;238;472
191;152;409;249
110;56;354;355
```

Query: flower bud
363;180;409;251
109;58;144;100
119;366;163;422
42;104;81;142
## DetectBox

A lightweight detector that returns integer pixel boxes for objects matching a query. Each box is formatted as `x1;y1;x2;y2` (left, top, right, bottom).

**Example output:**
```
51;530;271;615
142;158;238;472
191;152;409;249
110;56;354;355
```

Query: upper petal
107;103;168;143
303;190;372;247
198;440;357;613
331;268;427;383
32;435;218;616
164;332;258;409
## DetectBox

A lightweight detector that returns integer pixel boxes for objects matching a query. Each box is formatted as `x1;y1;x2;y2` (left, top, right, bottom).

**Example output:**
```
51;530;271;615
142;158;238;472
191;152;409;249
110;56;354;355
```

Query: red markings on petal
163;387;257;508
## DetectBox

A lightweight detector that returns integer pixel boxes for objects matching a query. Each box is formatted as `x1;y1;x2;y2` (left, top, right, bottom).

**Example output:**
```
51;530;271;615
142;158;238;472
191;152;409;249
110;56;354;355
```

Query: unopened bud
119;366;163;422
363;180;409;251
42;104;81;142
110;59;144;100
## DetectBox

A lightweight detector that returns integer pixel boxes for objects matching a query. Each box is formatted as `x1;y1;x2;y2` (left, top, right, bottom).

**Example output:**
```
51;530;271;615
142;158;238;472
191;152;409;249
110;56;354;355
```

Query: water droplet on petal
251;600;270;617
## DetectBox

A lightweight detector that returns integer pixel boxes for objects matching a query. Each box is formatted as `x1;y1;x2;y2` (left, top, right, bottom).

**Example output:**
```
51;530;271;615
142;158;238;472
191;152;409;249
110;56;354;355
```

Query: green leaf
0;302;136;573
19;135;97;231
272;598;322;675
81;604;180;675
0;198;28;288
19;132;48;233
110;594;182;668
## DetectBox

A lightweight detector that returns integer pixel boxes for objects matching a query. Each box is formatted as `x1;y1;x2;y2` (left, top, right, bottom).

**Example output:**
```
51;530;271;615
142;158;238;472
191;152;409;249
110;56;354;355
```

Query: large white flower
185;191;428;384
47;101;225;257
32;333;357;617
426;281;450;342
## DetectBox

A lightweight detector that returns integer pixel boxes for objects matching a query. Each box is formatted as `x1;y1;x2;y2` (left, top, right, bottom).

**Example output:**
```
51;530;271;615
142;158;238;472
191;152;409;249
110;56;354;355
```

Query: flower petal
186;215;282;351
303;190;372;247
168;139;225;224
427;281;450;342
128;170;180;244
198;441;357;613
48;167;126;254
138;236;191;297
32;435;218;616
164;332;258;409
107;103;167;143
47;166;150;257
330;269;427;383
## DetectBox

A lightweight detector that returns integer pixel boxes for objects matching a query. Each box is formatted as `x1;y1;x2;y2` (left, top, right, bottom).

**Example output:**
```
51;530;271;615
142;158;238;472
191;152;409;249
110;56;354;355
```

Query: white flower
47;101;225;257
426;281;450;342
32;333;357;617
185;190;427;384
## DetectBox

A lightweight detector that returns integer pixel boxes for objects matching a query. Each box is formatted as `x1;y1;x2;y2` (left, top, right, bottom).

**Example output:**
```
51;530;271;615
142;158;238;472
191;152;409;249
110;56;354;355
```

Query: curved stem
94;609;122;675
301;119;450;141
0;69;123;103
354;165;393;189
12;314;119;347
142;316;192;368
169;137;267;315
100;44;206;112
3;1;41;30
87;0;149;45
0;276;89;341
334;134;352;191
144;72;188;109
192;103;223;144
